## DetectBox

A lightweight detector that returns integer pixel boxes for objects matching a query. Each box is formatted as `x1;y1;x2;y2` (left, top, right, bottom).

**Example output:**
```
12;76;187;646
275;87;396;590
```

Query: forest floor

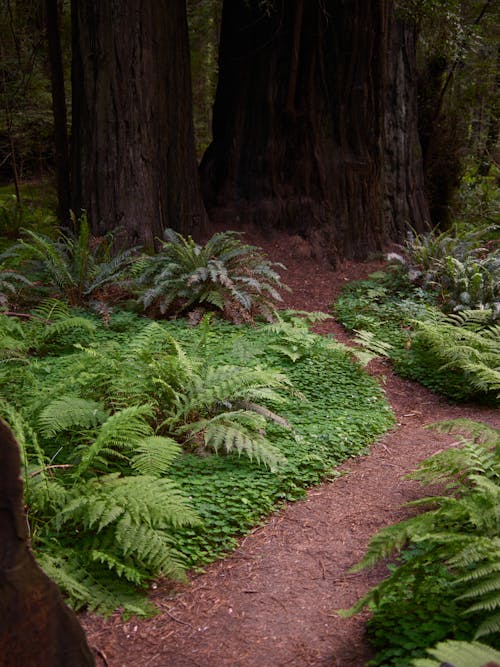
81;226;500;667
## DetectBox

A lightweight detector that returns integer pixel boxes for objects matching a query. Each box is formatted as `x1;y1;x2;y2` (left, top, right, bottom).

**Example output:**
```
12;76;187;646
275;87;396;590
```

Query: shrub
334;272;499;404
393;224;499;314
137;228;288;322
411;310;500;400
7;214;138;306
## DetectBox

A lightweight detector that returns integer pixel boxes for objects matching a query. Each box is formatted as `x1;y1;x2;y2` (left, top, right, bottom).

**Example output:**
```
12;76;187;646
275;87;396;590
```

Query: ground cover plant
4;213;138;307
0;306;394;616
334;246;500;404
343;420;500;667
135;228;287;322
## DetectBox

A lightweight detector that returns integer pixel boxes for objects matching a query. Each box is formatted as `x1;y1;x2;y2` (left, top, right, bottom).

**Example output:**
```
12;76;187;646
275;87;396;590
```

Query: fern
137;228;289;322
131;435;181;476
41;322;290;471
163;363;291;469
265;310;332;362
9;214;138;306
412;639;500;667
74;404;154;477
54;474;199;578
0;311;298;612
36;549;156;616
345;420;500;656
352;329;393;359
0;399;47;480
0;264;33;308
26;459;199;613
177;410;286;471
38;396;107;437
412;310;500;400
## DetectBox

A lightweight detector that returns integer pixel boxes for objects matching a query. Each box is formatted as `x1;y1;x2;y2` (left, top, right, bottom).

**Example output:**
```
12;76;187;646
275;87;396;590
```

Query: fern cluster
334;270;499;404
4;214;138;306
344;420;500;666
0;303;395;615
412;309;500;400
1;396;199;616
0;308;294;612
0;263;33;308
136;228;288;322
397;223;499;315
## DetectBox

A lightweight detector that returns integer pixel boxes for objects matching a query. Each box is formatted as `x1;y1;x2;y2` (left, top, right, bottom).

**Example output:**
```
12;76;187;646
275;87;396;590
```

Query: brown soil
81;228;499;667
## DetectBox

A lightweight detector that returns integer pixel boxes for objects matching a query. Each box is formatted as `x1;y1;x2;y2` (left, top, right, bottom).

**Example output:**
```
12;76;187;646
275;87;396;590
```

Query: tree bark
0;418;94;666
45;0;71;227
383;13;429;237
200;0;428;264
71;0;207;248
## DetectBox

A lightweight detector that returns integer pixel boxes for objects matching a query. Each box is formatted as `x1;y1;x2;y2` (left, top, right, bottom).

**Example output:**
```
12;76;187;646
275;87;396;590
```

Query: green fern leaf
74;404;154;477
131;435;181;476
38;396;106;437
412;639;500;667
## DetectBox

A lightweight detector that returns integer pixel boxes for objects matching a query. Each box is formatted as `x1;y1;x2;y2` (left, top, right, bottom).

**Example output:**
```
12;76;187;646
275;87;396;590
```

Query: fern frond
0;399;47;477
36;549;155;616
349;512;438;572
18;229;75;291
180;409;286;470
474;611;500;639
74;405;154;477
131;435;181;476
353;329;393;358
429;419;499;447
412;640;500;667
38;396;106;437
138;229;288;322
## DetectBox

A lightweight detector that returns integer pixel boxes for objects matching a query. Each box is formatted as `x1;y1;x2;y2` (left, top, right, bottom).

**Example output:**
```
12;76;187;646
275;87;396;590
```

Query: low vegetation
0;299;393;615
334;221;499;404
343;420;500;666
136;228;287;322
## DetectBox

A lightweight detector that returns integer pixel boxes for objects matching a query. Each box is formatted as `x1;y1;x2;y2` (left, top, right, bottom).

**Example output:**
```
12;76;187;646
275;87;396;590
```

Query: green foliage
439;254;499;314
399;224;499;314
137;229;288;322
0;299;96;361
0;263;33;308
456;168;500;229
263;310;333;362
344;420;500;666
412;311;500;399
412;639;500;667
334;268;499;404
7;214;138;306
2;395;198;616
0;195;56;250
1;306;393;613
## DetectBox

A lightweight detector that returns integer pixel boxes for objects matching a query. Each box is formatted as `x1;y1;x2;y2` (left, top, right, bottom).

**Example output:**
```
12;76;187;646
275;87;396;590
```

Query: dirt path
81;231;499;666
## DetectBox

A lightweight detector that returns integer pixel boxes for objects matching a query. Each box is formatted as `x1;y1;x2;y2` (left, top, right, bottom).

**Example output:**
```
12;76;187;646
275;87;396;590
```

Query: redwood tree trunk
383;14;429;238
0;419;94;666
201;0;428;264
71;1;207;248
46;0;71;227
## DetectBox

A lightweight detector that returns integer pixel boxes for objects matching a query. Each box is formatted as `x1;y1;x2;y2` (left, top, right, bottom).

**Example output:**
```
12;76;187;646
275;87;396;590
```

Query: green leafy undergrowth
0;307;393;613
4;213;138;307
334;268;499;404
135;228;288;323
343;420;500;667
